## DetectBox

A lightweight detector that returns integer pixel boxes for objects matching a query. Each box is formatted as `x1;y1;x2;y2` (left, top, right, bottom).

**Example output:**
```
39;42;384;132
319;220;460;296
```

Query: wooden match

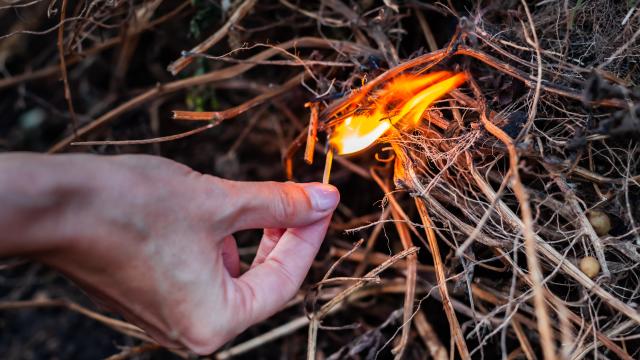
322;148;334;184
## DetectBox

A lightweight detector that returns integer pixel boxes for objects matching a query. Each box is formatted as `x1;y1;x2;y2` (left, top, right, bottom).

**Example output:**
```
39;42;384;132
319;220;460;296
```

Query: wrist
0;153;91;257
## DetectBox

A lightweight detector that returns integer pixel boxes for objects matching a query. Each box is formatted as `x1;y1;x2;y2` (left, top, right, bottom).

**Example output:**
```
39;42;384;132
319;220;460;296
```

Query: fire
330;72;467;155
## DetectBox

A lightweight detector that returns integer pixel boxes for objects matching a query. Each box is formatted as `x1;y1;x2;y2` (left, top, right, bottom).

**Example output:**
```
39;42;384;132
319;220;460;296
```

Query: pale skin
0;153;340;354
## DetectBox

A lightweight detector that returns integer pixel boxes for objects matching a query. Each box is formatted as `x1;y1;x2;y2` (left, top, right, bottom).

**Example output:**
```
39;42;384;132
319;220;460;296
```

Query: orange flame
330;72;467;155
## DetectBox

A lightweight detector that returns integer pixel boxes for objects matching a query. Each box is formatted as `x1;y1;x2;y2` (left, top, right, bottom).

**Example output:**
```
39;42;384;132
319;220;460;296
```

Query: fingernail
301;183;340;211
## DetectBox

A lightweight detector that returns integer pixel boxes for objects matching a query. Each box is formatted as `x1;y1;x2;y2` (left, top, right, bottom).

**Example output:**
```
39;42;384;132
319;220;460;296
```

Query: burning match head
329;72;467;155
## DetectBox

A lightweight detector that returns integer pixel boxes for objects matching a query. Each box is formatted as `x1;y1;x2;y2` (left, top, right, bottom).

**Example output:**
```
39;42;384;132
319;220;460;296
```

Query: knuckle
201;174;229;196
272;184;300;222
199;175;235;221
268;256;298;290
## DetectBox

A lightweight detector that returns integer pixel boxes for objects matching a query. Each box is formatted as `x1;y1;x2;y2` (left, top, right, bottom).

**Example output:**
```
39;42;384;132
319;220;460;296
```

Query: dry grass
1;0;639;358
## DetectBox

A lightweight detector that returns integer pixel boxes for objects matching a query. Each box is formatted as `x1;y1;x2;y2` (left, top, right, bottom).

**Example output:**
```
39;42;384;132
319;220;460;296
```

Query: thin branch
167;0;257;75
370;169;418;359
57;0;79;137
49;37;378;153
414;199;471;360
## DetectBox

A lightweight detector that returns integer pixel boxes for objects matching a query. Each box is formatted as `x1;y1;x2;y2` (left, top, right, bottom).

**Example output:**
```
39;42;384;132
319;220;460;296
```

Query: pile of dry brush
1;0;640;359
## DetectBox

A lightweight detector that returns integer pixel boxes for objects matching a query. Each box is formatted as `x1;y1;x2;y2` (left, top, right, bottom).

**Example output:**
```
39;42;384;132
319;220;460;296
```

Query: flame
330;72;467;155
332;115;392;155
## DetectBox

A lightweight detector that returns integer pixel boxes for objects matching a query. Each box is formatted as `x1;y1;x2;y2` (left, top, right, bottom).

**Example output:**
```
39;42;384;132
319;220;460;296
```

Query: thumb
218;180;339;231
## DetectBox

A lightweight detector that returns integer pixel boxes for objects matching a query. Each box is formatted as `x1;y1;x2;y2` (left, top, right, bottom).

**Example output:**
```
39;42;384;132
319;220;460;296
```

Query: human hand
0;154;339;354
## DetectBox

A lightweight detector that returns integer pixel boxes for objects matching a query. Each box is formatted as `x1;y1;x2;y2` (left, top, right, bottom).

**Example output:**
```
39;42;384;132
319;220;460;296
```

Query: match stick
322;148;334;184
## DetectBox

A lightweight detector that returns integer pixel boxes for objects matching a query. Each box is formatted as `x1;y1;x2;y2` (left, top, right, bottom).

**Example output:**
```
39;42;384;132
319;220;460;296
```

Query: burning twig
312;66;467;189
326;71;467;156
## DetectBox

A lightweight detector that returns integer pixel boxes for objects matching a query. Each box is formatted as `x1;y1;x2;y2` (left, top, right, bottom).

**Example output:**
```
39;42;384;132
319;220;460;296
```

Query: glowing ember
330;72;467;155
